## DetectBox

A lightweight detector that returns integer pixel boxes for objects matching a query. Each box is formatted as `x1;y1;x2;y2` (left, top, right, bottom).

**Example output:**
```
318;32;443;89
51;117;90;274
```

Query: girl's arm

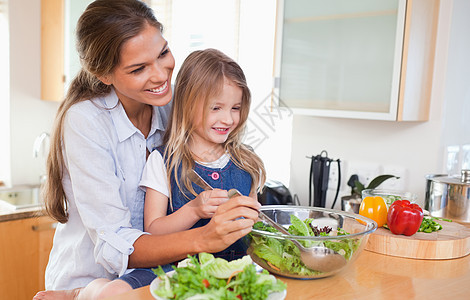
130;195;261;268
144;187;229;234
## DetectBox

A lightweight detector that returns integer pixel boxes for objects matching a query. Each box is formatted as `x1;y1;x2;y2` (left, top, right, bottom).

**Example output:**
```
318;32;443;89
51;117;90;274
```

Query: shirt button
210;172;219;180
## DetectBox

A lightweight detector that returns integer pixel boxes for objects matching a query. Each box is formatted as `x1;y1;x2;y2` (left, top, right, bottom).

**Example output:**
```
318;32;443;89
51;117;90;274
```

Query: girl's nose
221;110;234;125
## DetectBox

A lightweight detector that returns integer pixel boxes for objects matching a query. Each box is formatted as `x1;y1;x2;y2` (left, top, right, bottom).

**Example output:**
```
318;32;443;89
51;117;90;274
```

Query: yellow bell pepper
359;196;388;227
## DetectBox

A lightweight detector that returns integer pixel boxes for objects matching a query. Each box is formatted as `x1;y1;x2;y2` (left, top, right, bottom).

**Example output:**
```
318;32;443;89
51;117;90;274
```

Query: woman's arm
130;195;260;268
144;188;229;234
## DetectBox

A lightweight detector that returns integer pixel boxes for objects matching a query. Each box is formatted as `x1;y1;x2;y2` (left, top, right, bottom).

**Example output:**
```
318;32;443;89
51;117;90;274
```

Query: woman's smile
147;80;169;95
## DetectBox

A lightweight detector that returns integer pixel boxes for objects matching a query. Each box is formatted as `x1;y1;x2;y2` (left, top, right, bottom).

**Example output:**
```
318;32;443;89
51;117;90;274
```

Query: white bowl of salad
247;205;377;279
150;253;287;299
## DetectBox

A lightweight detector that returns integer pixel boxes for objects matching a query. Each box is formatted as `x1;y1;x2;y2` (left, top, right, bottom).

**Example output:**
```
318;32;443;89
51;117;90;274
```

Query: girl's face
101;23;175;108
191;80;242;157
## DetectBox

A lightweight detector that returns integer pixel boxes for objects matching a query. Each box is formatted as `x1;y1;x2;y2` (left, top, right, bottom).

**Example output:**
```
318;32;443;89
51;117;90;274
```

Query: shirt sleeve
139;150;169;197
63;109;145;276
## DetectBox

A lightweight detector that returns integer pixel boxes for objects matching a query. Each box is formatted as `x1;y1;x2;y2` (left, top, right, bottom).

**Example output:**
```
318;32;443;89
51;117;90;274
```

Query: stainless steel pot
425;170;470;223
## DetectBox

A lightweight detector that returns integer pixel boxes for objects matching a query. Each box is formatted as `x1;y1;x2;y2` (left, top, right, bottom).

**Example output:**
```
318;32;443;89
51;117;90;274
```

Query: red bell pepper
387;200;424;236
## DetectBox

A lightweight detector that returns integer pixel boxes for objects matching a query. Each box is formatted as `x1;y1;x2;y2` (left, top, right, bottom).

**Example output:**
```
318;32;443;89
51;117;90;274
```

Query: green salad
152;252;286;300
249;215;360;276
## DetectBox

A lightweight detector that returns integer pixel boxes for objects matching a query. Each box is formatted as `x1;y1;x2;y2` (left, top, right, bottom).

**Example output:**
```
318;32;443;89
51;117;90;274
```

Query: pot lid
427;170;470;185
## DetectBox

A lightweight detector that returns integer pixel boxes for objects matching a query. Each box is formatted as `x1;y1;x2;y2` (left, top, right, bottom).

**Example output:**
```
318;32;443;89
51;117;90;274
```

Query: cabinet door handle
32;222;57;231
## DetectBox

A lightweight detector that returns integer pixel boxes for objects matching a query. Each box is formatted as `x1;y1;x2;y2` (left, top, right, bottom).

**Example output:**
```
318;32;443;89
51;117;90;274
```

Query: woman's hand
196;194;261;253
188;189;229;219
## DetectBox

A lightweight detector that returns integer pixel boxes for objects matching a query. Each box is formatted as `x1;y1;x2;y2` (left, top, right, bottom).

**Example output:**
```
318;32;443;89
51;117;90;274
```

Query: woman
36;0;260;298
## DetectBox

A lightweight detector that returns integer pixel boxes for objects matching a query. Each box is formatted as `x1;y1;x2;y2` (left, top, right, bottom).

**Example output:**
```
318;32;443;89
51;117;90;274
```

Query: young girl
120;47;267;292
141;47;266;257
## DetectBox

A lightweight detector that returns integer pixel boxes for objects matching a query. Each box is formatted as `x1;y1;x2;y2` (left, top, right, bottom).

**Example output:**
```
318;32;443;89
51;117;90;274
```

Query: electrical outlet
328;161;343;191
347;162;382;188
381;165;408;190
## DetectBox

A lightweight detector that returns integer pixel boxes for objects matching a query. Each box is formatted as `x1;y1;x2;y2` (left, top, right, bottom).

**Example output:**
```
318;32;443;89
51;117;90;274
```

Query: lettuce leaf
199;252;252;279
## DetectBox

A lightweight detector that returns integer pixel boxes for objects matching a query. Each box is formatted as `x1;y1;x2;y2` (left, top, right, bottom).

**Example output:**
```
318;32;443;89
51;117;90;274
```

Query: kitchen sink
0;184;42;212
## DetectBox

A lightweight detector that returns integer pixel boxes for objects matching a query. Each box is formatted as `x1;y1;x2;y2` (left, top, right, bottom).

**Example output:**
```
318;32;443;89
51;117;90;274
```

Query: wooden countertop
108;250;470;300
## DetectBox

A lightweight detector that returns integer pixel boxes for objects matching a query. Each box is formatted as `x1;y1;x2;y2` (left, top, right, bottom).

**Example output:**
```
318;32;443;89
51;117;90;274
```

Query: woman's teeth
149;81;168;94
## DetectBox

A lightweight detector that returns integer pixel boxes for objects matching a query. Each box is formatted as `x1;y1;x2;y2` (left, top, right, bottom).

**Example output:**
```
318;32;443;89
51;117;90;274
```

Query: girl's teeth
149;81;168;93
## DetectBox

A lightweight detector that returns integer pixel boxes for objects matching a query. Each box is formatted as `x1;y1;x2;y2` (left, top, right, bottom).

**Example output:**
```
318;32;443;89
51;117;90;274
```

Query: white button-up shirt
45;89;171;290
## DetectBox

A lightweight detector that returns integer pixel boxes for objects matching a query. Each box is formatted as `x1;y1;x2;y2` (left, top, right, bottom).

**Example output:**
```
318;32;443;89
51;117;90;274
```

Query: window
150;0;240;82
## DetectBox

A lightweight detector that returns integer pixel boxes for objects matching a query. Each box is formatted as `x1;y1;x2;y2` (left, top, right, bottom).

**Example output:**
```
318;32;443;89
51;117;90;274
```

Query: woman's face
102;23;175;108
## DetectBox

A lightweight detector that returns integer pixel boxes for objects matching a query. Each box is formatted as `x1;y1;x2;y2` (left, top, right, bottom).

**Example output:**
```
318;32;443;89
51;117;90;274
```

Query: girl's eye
232;106;241;111
212;106;221;111
131;66;145;74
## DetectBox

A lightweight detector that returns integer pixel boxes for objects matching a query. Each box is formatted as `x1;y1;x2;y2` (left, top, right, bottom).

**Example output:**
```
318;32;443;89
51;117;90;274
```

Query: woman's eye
159;48;170;58
131;66;145;74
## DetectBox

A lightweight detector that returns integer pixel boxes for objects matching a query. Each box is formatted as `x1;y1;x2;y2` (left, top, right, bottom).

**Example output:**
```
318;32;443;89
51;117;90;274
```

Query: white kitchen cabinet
273;0;439;121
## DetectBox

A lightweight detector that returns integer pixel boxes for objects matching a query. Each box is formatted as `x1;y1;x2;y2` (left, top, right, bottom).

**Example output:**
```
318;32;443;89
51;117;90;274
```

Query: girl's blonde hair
163;48;266;203
44;0;163;223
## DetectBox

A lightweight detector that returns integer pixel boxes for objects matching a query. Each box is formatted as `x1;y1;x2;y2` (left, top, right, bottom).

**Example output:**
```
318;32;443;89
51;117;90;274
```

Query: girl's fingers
216;196;261;215
200;189;229;204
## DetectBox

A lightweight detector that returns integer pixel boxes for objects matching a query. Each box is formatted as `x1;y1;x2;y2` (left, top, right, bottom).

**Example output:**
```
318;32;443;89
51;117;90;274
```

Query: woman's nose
149;62;167;82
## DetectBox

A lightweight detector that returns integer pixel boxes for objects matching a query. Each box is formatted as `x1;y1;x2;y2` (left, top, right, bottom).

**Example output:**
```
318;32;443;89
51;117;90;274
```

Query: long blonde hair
44;0;163;223
163;49;266;201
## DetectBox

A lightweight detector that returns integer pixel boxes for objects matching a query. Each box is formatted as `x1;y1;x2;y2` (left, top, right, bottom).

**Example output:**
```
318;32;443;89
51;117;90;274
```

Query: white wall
238;0;293;187
8;0;59;186
288;0;469;209
0;4;10;186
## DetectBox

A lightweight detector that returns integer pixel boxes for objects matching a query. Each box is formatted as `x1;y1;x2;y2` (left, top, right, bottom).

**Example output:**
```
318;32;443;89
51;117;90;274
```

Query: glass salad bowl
247;205;377;279
361;189;418;206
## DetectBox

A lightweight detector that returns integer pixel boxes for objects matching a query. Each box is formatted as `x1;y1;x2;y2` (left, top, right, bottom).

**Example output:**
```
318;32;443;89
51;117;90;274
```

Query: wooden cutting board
365;220;470;259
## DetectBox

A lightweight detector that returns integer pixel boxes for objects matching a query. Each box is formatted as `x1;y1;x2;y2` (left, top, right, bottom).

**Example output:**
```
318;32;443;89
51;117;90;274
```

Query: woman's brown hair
163;48;266;208
44;0;162;223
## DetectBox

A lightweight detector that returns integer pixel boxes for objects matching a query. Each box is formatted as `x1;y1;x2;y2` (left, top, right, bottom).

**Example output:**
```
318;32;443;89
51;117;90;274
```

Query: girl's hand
189;189;229;219
196;195;261;253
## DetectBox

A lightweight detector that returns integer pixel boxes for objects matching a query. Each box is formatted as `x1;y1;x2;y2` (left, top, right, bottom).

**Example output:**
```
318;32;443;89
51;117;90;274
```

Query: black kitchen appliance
308;150;341;209
258;179;293;205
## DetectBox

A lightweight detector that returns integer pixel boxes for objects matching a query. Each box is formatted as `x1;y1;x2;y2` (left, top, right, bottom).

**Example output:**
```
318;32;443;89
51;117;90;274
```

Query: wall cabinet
41;0;92;102
274;0;439;121
0;215;56;300
41;0;64;102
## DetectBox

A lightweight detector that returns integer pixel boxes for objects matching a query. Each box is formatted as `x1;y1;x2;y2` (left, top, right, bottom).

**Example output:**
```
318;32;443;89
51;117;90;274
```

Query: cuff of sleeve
96;228;149;276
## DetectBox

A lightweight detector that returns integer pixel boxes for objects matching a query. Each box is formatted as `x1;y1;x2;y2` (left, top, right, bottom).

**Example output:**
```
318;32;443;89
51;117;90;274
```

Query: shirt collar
104;89;138;143
104;88;166;142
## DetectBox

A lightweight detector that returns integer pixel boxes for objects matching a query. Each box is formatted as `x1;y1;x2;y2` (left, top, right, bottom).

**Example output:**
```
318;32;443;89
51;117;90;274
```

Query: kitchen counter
107;250;470;300
0;205;45;222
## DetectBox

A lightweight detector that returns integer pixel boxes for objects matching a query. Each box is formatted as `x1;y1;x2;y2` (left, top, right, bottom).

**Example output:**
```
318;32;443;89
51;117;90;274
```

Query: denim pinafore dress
159;147;252;262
